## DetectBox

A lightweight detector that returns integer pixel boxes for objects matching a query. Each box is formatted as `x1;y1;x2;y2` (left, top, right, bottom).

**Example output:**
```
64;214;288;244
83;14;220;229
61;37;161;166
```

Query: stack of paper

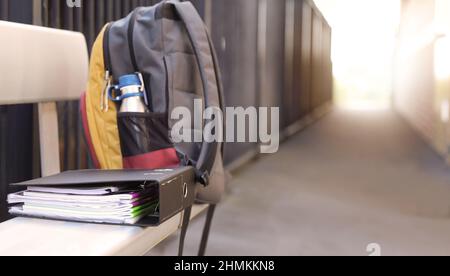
7;185;159;224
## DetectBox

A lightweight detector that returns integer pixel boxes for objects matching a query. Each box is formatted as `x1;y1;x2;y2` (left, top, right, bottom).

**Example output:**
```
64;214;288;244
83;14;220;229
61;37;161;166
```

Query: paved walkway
152;109;450;256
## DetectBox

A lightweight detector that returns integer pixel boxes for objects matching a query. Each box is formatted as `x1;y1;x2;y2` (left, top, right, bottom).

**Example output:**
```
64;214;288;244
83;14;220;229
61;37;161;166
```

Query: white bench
0;20;206;256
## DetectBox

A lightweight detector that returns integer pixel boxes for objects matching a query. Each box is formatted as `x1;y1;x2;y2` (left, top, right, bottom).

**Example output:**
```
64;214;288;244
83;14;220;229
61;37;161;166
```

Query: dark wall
0;0;37;223
281;0;332;128
209;0;260;165
322;22;333;105
262;0;286;124
299;0;312;117
311;10;323;109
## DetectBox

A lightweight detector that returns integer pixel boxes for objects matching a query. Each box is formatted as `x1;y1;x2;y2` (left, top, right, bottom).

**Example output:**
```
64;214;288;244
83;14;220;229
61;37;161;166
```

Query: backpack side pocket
117;112;180;169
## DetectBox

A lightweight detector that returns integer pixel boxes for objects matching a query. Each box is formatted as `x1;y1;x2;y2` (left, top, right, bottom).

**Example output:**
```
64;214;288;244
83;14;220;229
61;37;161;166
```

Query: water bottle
109;73;149;113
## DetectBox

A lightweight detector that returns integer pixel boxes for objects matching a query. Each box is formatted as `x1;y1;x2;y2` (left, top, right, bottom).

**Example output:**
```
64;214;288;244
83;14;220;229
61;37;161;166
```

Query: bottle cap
118;74;141;89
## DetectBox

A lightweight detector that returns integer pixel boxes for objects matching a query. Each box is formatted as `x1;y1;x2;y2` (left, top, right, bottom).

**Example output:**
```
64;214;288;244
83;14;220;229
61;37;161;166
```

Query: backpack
80;0;226;256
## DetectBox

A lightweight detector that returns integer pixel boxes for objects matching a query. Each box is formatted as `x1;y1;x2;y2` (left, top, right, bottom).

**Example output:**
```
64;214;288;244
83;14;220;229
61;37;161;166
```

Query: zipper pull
101;70;111;112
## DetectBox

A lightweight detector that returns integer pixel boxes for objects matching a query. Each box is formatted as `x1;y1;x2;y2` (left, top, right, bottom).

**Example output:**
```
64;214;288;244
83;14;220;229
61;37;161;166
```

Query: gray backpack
86;0;226;255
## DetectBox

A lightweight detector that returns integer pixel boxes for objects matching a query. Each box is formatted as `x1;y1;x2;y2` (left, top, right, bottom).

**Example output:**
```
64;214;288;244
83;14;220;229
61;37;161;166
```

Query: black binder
9;167;196;227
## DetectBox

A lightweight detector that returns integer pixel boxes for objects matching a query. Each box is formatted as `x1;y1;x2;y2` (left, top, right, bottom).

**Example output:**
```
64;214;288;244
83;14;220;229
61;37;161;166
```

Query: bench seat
0;204;207;256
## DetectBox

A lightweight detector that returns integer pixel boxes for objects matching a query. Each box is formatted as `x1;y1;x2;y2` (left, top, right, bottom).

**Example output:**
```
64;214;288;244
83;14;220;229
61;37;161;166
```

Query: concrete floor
151;108;450;256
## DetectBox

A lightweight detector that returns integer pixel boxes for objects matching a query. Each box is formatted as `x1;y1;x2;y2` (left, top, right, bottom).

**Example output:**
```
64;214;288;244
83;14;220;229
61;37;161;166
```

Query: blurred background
315;0;400;110
1;0;450;255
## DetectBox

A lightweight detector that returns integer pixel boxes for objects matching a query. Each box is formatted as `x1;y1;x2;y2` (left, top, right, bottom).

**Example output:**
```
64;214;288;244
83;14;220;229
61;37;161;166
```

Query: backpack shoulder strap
168;1;222;256
206;26;226;157
168;0;221;186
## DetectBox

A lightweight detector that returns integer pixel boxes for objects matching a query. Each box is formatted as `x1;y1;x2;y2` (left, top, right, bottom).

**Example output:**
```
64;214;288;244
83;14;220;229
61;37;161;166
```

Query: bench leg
198;204;216;256
178;206;192;256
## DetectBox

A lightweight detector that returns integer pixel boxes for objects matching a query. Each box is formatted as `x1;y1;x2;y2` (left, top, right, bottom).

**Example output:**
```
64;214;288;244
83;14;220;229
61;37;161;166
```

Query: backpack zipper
101;23;113;112
128;7;153;110
103;23;113;74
